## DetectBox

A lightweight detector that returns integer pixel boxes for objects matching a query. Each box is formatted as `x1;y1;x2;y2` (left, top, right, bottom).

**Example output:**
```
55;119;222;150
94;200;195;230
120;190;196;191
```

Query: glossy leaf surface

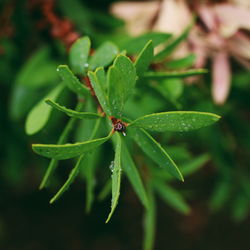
134;40;154;77
89;41;119;70
32;132;112;160
88;67;111;115
106;133;122;223
128;128;183;181
108;55;137;117
69;36;90;75
129;111;220;132
57;65;89;96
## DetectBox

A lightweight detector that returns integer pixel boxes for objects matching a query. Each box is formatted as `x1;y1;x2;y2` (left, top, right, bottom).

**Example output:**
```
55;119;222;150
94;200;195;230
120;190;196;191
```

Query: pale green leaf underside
89;41;119;70
122;140;149;209
57;65;89;96
106;133;122;223
69;36;90;75
128;128;183;181
32;132;112;160
45;99;102;119
25;84;64;135
134;40;154;77
129;111;220;132
108;55;137;117
143;69;207;79
88;67;111;115
153;181;190;214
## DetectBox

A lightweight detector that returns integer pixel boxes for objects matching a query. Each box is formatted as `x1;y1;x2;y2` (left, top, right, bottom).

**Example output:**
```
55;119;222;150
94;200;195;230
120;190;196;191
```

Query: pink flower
111;0;250;105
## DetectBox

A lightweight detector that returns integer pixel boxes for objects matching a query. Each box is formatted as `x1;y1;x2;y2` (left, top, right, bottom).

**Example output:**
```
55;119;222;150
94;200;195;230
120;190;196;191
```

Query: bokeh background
1;0;250;249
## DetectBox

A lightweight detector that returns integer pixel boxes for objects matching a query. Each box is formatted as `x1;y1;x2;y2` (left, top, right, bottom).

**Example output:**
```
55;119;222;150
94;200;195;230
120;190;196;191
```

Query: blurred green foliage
1;0;250;250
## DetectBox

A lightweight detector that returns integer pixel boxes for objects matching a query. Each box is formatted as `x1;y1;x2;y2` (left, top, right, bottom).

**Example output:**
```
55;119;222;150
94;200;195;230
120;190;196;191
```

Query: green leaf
143;69;207;79
32;132;112;160
153;181;190;214
181;154;210;176
50;154;85;204
154;25;191;61
108;55;137;117
25;84;64;135
88;67;111;115
106;133;122;223
57;65;89;97
122;32;172;54
134;40;154;77
166;54;196;69
89;41;119;70
69;36;90;75
98;179;112;201
129;111;221;132
210;180;232;211
39;102;84;189
128;127;183;181
122;140;149;209
45;99;102;119
143;182;156;250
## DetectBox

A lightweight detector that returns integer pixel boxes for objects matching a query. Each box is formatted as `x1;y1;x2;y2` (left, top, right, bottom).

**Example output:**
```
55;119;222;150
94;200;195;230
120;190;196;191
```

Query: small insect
110;116;127;136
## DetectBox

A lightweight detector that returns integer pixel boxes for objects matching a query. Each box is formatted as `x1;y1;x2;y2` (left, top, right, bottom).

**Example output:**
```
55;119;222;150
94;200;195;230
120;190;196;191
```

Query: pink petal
197;5;218;31
213;4;250;37
153;0;192;36
212;51;231;105
110;1;160;35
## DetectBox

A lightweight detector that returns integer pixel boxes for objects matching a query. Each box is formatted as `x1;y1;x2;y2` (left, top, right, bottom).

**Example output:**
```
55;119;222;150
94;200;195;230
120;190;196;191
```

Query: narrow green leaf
45;99;102;119
166;54;196;69
122;140;149;209
153;181;190;214
57;65;89;96
108;55;137;117
122;32;172;54
89;41;119;70
143;69;207;79
88;67;111;115
32;132;112;160
143;182;156;250
69;36;90;75
181;154;210;176
154;25;191;61
49;117;102;203
152;154;210;181
50;154;85;204
128;127;183;181
134;40;154;77
98;179;112;201
106;133;122;223
25;84;64;135
210;180;232;211
129;111;221;132
39;102;84;189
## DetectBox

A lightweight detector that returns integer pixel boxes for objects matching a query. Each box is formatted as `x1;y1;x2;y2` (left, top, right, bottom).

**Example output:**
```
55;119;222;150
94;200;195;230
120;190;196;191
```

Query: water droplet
84;63;89;68
109;161;114;173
